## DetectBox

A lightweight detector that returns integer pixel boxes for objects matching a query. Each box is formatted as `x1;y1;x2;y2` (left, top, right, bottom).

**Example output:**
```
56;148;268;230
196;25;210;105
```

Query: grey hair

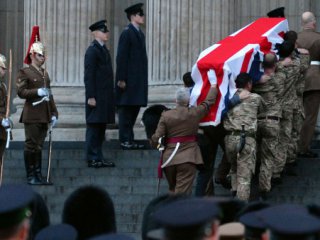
302;12;316;26
175;88;190;106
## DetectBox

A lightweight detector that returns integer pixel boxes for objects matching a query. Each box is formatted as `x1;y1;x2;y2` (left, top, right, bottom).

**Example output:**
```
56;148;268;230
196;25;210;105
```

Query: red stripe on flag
241;48;254;72
196;18;285;105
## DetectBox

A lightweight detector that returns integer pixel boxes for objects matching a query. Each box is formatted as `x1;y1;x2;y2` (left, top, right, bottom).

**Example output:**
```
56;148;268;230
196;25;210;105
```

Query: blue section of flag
248;52;263;83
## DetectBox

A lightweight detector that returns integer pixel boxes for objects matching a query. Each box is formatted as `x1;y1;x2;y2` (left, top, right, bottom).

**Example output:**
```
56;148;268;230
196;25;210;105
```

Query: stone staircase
2;140;320;239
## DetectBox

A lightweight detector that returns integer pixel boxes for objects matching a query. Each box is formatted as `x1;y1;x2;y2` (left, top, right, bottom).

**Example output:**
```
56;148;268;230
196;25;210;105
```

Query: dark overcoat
115;23;148;106
16;65;58;123
84;40;115;124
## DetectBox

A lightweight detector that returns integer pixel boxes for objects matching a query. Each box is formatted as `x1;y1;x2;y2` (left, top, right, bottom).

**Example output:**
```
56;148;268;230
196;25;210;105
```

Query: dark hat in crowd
267;7;285;18
89;20;109;33
88;233;135;240
125;3;144;16
34;224;78;240
237;201;270;239
149;197;220;240
0;184;34;229
257;204;320;239
153;197;220;228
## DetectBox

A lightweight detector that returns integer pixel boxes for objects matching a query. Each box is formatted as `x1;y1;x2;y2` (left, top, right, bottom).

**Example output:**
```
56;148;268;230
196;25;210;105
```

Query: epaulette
124;26;129;31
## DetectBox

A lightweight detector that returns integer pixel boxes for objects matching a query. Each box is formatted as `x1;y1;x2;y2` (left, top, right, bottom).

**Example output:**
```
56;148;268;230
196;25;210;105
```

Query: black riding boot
24;151;43;185
35;151;52;185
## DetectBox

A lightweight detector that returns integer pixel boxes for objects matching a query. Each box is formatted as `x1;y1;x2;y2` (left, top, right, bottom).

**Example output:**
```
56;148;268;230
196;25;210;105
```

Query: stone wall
1;0;320;141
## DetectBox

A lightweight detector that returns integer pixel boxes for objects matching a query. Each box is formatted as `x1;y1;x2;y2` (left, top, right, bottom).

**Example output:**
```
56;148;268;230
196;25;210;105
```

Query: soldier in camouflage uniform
224;73;264;201
252;53;285;197
284;31;310;170
272;40;309;181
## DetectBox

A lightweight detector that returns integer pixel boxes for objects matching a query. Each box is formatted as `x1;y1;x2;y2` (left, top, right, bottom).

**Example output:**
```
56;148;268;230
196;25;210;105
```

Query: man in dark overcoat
84;20;115;168
115;3;148;150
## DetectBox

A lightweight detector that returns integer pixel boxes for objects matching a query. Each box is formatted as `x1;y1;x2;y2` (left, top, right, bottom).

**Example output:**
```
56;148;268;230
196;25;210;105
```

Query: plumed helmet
24;25;45;64
0;54;7;69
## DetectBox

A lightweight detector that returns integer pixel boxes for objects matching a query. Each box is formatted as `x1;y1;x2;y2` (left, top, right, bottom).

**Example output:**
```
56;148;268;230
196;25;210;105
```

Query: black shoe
298;151;318;158
99;160;115;168
27;176;44;185
215;177;232;189
231;191;237;198
284;163;298;176
259;191;268;201
88;160;102;168
271;177;282;187
120;141;145;150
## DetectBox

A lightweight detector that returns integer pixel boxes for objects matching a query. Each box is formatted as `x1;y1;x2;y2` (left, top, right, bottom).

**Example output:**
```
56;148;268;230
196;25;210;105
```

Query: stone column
146;0;236;104
12;0;115;141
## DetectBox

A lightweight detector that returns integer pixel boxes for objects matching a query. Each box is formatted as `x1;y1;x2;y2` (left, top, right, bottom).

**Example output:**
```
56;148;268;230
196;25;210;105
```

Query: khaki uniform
292;71;305;156
151;87;218;194
224;89;264;201
253;67;285;192
0;81;7;162
297;29;320;153
273;55;309;178
16;65;58;152
287;55;309;163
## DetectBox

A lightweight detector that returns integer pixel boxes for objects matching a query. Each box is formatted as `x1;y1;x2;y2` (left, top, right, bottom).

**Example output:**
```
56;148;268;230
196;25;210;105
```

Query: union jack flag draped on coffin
190;17;289;126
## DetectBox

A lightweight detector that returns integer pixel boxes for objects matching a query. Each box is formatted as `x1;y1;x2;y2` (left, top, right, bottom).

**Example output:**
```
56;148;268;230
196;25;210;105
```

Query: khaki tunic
297;29;320;92
16;65;58;123
151;87;218;168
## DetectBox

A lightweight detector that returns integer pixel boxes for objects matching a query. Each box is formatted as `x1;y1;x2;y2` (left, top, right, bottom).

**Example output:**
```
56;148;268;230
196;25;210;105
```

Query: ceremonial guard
0;54;11;164
16;26;58;185
84;20;115;168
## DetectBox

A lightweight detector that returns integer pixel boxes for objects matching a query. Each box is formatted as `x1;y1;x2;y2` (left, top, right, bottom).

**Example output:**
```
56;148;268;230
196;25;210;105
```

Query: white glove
51;116;57;128
37;88;49;97
207;70;217;85
1;118;10;128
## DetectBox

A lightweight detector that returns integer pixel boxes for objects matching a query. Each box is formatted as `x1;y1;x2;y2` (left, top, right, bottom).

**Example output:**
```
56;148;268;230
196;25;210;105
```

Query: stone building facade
0;0;319;140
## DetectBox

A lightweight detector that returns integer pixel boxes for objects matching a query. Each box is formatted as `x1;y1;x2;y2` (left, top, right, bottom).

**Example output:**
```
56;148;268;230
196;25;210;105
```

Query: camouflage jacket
252;67;286;118
279;54;309;110
224;89;264;134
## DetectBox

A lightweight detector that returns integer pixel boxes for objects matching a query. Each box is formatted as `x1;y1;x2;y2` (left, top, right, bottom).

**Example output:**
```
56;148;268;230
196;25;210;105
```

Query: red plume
24;25;41;64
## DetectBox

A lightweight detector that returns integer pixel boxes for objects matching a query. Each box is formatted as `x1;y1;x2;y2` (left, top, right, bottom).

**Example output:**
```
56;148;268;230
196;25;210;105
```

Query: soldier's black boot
259;191;269;201
35;151;52;185
24;151;43;185
284;162;298;176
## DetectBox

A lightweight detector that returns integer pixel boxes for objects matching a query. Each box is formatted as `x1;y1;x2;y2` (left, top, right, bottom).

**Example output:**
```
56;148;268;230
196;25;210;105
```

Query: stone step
2;142;320;239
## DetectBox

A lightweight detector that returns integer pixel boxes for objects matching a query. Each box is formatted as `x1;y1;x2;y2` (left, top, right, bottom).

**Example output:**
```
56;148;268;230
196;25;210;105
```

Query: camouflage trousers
257;118;280;192
273;109;293;178
225;135;256;201
287;99;304;164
